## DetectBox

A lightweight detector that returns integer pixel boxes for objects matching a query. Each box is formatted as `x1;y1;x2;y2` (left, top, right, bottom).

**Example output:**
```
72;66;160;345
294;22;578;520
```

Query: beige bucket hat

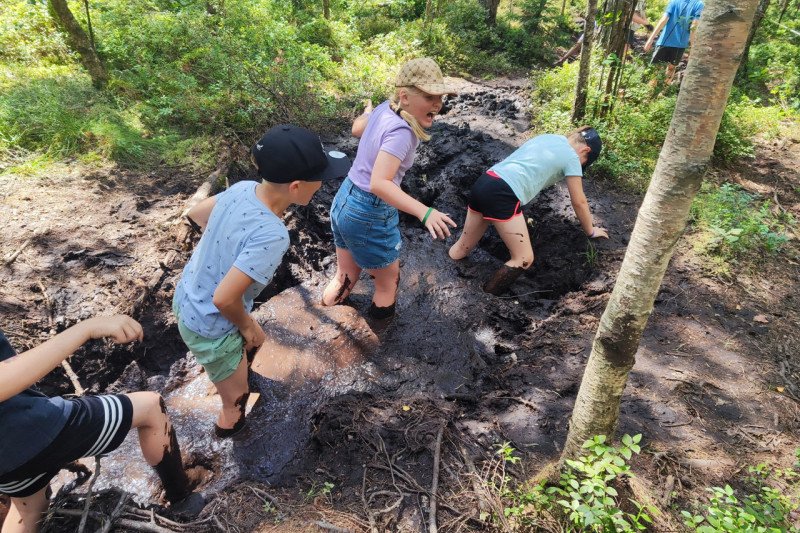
394;58;457;96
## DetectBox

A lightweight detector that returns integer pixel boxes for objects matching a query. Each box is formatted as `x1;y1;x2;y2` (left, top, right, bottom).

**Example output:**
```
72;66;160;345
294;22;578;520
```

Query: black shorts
651;45;685;65
627;29;636;46
0;394;133;497
467;171;522;222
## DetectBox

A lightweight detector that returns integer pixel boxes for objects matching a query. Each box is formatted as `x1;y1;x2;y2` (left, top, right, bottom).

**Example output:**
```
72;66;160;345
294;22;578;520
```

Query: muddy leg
211;354;249;436
128;392;191;503
3;487;48;533
448;209;490;261
322;247;362;306
485;216;534;295
367;260;400;309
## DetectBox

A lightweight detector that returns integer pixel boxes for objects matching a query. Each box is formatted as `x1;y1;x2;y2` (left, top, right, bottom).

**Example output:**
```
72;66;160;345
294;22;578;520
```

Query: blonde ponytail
390;89;431;142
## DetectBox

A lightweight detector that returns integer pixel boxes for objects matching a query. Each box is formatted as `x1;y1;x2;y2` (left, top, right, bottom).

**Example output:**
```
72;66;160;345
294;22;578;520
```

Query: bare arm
187;196;217;231
688;19;700;51
212;266;265;351
369;151;456;239
632;12;649;26
644;14;668;51
0;316;143;402
351;100;373;139
566;176;608;238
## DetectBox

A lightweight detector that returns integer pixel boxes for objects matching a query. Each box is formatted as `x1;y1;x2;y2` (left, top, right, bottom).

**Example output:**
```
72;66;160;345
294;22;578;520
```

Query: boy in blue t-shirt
644;0;705;84
0;316;195;533
173;124;350;438
448;127;608;295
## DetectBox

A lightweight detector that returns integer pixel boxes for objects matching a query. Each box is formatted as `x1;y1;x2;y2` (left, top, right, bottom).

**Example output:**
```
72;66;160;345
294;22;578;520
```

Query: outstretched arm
0;316;143;402
566;176;608;238
644;14;668;52
369;151;457;240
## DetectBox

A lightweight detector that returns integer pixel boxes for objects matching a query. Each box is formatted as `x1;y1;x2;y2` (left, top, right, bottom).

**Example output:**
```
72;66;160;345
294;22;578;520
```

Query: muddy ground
1;78;799;532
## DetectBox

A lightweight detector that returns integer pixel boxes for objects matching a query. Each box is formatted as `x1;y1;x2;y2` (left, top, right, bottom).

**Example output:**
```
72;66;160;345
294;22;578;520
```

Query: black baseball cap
580;127;603;170
252;124;351;183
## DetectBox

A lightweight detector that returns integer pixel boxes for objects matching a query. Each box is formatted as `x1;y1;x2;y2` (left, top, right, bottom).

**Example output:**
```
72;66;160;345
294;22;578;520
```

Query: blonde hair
390;86;431;142
568;125;593;145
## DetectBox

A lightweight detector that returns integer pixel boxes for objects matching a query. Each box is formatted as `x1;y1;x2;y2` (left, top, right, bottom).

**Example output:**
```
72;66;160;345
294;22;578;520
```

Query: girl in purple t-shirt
321;58;457;327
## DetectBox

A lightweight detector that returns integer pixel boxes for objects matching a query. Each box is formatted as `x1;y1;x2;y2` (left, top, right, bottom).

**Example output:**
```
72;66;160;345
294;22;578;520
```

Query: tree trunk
571;0;598;123
737;0;770;79
481;0;501;25
47;0;107;89
561;0;760;460
598;0;635;117
777;0;790;22
323;0;330;19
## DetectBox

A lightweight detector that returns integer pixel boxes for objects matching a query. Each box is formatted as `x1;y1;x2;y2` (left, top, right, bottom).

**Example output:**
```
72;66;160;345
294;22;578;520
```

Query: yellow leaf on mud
402;405;411;411
777;386;785;393
753;314;769;324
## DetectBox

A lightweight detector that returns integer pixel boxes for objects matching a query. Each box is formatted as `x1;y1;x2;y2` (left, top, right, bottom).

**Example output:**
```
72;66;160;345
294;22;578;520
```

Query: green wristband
421;207;434;225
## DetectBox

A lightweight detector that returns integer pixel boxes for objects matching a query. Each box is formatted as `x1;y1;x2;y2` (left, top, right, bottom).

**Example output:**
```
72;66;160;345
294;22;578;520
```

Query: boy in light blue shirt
449;127;608;295
174;124;350;438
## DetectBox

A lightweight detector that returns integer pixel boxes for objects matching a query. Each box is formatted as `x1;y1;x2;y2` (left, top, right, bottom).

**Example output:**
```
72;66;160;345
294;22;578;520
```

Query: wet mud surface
1;77;800;531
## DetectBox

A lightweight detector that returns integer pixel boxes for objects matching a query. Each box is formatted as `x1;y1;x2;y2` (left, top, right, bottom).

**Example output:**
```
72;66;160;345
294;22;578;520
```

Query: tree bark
323;0;330;19
561;0;760;460
481;0;501;25
737;0;770;80
571;0;598;123
47;0;108;88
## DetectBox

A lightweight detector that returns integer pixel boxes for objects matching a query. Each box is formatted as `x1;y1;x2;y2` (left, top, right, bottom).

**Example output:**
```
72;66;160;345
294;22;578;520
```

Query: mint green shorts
172;298;244;383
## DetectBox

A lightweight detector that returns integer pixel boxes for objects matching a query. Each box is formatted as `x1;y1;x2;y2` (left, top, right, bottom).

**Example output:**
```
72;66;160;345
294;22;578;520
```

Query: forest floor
1;77;799;532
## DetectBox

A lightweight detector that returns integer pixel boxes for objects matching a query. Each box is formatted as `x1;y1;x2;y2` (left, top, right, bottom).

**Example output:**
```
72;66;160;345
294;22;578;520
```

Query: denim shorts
330;178;402;270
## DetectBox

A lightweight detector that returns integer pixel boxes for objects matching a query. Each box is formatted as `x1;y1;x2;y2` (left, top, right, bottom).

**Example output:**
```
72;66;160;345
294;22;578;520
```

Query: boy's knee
520;254;534;269
129;391;167;426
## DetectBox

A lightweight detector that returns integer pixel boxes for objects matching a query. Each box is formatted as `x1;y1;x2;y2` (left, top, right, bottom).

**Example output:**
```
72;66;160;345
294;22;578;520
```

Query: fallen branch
78;458;101;533
55;509;180;533
61;359;86;396
313;520;353;533
428;422;445;533
96;492;130;533
3;238;31;266
174;159;229;250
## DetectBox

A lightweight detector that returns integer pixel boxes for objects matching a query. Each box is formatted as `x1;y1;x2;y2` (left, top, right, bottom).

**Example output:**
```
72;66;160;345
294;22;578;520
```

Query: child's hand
86;315;144;343
242;316;266;352
590;227;609;239
422;209;457;240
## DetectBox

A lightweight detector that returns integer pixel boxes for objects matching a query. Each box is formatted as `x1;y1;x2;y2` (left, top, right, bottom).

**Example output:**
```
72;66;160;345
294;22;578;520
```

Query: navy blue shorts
0;394;133;497
467;171;523;222
330;178;402;270
651;45;685;65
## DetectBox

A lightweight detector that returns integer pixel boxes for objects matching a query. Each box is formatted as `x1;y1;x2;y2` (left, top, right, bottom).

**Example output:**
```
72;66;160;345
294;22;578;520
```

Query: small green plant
547;434;654;532
682;452;800;533
304;481;335;503
496;441;522;465
584;241;599;268
691;183;795;261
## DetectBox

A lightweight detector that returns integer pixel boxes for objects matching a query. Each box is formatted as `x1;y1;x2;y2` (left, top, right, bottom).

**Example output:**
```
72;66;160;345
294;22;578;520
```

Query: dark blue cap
580;127;603;170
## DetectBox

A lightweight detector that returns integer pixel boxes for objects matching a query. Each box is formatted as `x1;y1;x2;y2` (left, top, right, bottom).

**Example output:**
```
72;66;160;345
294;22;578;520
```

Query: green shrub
682;459;800;533
690;183;796;260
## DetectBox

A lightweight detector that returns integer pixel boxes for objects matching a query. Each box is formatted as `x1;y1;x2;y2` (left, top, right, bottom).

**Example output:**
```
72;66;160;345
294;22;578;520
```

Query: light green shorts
172;298;244;383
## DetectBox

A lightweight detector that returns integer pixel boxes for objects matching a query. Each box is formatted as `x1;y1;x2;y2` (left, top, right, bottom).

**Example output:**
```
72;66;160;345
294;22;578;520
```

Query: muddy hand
590;227;609;239
425;209;457;240
242;316;266;352
87;315;144;343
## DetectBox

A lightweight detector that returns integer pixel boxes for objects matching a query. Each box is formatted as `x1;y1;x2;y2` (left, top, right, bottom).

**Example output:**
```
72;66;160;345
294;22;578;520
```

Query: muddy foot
214;418;248;439
483;265;524;295
170;492;206;518
366;302;396;337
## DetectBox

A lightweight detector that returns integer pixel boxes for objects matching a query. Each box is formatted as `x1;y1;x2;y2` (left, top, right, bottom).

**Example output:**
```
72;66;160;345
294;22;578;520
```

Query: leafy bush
682;458;800;532
690;183;795;260
500;435;655;531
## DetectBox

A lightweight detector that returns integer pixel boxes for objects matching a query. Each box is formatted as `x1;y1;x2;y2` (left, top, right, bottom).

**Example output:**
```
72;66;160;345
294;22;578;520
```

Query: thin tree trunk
47;0;107;88
561;0;760;460
737;0;770;79
572;0;598;123
481;0;501;25
777;0;790;22
323;0;330;19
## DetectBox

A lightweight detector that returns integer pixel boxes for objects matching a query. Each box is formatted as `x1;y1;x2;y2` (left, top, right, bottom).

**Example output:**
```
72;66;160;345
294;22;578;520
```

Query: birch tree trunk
561;0;760;460
571;0;598;123
47;0;108;89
